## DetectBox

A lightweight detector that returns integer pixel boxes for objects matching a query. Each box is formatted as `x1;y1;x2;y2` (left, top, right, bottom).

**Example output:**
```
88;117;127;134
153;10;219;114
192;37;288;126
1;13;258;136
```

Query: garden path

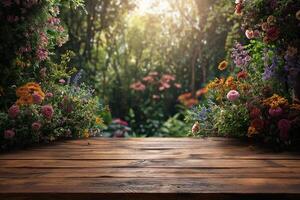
0;137;300;199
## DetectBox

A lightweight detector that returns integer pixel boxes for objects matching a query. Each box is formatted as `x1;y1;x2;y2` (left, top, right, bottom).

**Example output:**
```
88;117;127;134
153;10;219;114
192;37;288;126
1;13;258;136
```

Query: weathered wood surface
0;137;300;200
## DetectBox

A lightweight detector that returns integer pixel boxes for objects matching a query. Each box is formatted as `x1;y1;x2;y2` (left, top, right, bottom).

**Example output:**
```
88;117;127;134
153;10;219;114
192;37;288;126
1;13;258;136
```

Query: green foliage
213;104;249;137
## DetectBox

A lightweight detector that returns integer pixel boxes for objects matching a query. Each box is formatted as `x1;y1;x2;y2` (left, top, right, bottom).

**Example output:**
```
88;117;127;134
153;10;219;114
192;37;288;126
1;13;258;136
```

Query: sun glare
136;0;172;15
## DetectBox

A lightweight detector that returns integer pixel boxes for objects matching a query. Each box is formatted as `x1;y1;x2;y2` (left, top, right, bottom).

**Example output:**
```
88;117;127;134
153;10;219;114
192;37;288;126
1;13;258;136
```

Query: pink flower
4;130;15;139
268;107;283;117
32;92;43;104
113;118;128;126
143;76;154;83
226;90;240;101
31;122;42;131
277;119;291;141
130;81;146;91
46;92;53;98
36;48;48;61
59;79;66;84
245;30;254;39
41;105;54;119
159;82;171;91
161;74;176;82
47;17;60;25
8;105;20;118
174;83;182;88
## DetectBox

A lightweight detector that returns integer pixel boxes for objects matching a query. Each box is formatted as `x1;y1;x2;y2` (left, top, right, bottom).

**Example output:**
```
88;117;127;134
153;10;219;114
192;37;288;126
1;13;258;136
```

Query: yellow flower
83;129;90;138
262;94;288;109
218;61;228;71
95;117;104;125
247;126;257;137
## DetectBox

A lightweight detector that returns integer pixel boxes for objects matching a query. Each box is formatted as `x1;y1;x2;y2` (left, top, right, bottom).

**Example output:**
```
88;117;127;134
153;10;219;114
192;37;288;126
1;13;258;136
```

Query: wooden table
0;137;300;200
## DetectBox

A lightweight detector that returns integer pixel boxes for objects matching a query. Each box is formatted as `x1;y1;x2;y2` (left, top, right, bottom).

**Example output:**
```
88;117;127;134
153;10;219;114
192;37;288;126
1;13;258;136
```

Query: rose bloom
268;107;283;117
32;121;42;131
32;92;43;104
8;105;20;118
226;90;240;101
4;130;15;139
41;105;54;119
278;119;291;141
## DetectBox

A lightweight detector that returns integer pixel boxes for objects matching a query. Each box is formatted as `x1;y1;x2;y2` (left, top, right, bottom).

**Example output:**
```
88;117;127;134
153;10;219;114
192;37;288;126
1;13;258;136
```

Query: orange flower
15;82;45;105
196;88;208;97
225;76;234;87
218;61;228;71
16;86;30;97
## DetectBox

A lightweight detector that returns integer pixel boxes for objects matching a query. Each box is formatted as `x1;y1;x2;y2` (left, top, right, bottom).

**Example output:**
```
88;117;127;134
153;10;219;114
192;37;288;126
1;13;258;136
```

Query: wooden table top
0;137;300;200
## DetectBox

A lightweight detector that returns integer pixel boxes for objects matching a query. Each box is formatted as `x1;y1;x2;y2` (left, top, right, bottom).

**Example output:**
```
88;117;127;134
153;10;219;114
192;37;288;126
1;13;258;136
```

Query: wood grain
0;137;299;200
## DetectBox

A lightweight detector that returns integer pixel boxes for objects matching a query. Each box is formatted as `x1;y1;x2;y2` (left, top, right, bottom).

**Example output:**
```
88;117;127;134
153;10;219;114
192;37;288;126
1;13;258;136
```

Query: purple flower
268;107;283;117
4;130;15;139
231;42;251;69
59;79;66;84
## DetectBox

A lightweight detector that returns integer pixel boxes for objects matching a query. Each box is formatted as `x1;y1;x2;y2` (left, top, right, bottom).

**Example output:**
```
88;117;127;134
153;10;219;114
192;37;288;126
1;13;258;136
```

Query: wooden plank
1;159;300;168
0;137;299;199
1;167;300;178
0;177;300;193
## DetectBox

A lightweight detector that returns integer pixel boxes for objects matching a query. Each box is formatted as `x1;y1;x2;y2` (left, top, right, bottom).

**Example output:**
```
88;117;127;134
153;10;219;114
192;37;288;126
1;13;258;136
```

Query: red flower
266;27;280;41
237;71;248;80
250;107;261;119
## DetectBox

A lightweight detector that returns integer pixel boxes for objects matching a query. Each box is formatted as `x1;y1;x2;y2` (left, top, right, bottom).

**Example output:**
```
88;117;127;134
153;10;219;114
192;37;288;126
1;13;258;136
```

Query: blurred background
55;0;242;137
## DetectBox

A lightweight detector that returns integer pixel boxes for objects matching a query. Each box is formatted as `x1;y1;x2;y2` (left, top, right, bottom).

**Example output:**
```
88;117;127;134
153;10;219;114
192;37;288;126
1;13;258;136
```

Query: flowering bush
0;1;109;150
186;0;300;149
128;72;182;136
